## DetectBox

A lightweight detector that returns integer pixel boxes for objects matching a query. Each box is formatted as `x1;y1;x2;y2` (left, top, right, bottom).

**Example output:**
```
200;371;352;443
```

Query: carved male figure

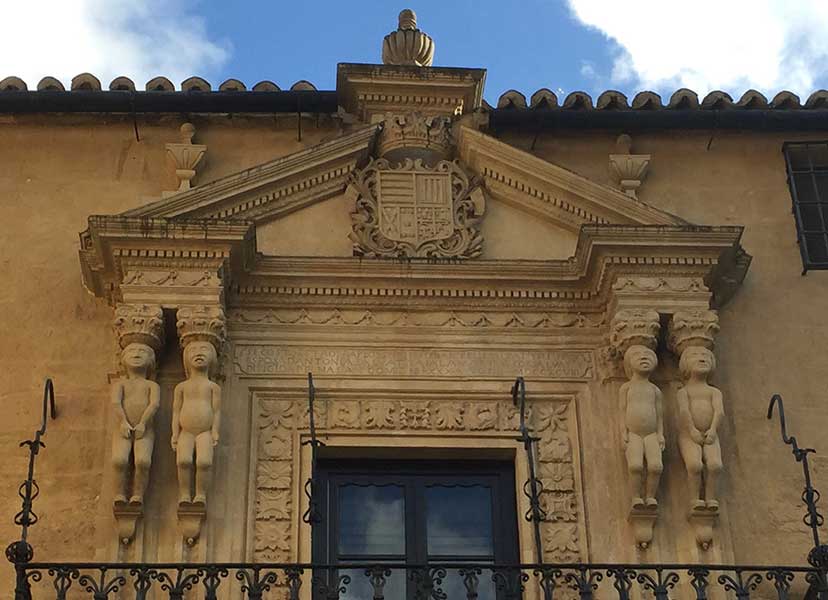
619;345;664;509
677;346;724;510
172;340;221;505
112;342;160;504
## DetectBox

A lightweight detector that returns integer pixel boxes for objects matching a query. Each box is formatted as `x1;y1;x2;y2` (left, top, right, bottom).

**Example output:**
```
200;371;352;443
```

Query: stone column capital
609;307;661;358
667;308;720;355
175;305;227;354
112;303;165;351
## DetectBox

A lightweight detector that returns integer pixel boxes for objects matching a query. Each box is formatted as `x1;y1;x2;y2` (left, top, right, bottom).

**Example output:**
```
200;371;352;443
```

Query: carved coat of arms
349;158;485;258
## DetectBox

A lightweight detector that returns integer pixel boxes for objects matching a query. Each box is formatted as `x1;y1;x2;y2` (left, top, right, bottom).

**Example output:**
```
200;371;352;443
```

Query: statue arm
678;388;704;444
111;381;131;438
618;383;629;444
211;383;221;446
709;387;725;437
171;384;183;450
656;387;665;443
139;382;161;429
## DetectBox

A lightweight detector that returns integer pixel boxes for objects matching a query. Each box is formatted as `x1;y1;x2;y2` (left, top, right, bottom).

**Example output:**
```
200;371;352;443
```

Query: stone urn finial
382;9;434;67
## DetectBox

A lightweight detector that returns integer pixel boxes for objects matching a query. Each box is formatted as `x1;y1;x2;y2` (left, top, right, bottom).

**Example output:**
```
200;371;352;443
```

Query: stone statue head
120;342;156;380
623;344;658;379
183;340;218;379
679;346;716;380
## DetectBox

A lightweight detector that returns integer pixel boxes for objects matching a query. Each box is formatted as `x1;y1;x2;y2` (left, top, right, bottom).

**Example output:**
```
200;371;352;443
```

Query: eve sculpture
112;342;161;505
677;346;724;510
172;340;222;506
619;345;665;509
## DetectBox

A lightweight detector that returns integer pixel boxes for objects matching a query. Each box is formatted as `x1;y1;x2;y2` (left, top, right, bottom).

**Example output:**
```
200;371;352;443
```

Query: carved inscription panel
253;394;584;563
235;346;594;380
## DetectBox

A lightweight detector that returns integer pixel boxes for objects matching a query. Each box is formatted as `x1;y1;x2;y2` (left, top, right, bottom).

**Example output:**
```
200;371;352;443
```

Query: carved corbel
667;309;723;550
608;134;650;199
111;304;165;545
610;308;664;549
165;123;207;194
173;305;226;546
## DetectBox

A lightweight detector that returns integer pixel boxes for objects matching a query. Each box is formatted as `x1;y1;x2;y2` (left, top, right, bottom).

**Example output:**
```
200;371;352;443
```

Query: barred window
783;141;828;271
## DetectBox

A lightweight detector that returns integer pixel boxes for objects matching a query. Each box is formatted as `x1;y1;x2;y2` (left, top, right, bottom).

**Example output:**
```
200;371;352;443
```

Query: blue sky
3;1;828;104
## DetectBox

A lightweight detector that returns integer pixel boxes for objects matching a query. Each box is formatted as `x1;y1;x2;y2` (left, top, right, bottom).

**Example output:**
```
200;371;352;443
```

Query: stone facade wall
0;114;826;592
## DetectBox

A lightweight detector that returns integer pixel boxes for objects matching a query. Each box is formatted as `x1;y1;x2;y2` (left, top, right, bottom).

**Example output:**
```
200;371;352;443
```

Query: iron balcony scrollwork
303;372;324;527
17;562;823;600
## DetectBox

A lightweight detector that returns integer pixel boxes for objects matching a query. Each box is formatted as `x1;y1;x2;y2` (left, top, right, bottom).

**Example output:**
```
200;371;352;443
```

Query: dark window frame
312;458;521;568
783;141;828;272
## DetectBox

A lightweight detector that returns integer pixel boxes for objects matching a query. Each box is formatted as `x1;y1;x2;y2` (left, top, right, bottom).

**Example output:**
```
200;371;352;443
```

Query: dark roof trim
0;90;337;114
489;108;828;132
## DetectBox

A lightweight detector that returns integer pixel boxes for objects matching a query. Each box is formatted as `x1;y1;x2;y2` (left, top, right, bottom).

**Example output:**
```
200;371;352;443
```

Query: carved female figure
677;346;724;510
112;342;160;504
619;345;664;509
172;340;221;505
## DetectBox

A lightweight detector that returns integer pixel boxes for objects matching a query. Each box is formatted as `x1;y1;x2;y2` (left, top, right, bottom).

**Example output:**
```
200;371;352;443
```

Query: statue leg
643;433;663;506
131;433;155;504
679;435;704;509
703;440;723;508
625;433;645;508
194;432;214;504
176;432;196;504
111;435;132;503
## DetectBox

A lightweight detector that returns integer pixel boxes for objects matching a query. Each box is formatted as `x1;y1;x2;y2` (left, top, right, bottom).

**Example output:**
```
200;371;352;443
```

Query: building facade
2;9;828;600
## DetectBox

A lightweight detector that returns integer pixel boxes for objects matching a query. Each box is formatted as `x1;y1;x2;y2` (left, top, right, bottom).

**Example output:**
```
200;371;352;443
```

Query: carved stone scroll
668;310;723;550
172;306;226;545
349;157;485;259
111;304;164;545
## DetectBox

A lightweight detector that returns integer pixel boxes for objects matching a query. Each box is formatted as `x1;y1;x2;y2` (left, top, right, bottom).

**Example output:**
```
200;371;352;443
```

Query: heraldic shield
349;158;486;258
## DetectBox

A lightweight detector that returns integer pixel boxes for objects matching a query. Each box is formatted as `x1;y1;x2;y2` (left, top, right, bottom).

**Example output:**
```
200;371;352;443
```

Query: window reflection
338;485;405;556
425;486;494;557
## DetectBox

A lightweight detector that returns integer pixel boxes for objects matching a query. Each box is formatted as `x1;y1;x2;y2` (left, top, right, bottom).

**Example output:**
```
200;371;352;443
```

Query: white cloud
0;0;229;90
567;0;828;97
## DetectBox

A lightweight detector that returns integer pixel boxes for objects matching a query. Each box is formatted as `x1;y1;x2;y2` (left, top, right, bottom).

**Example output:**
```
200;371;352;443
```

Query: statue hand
120;423;133;439
171;437;178;451
658;434;665;451
211;431;219;447
690;428;704;445
704;430;717;445
621;429;628;449
134;424;145;439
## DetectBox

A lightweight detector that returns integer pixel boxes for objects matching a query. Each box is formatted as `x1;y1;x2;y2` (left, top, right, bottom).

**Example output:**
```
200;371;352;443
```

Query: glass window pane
338;485;405;556
794;173;818;203
811;144;828;170
799;204;823;231
340;568;406;600
815;174;828;201
805;234;828;264
787;145;811;170
425;485;494;557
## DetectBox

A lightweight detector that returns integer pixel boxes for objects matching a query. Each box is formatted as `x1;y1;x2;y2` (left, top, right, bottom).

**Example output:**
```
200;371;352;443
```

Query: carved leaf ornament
350;158;484;258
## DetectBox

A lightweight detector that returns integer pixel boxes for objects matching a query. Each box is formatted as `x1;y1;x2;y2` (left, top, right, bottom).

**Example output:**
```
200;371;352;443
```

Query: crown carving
113;304;164;350
176;305;227;351
382;9;434;67
610;308;661;357
667;309;720;355
378;112;452;162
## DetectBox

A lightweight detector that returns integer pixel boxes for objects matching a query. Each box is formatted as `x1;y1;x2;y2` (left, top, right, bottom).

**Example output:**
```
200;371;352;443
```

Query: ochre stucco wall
1;114;826;588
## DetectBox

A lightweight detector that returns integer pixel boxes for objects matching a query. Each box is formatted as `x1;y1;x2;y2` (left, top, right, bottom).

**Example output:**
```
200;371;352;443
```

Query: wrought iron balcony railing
15;561;827;600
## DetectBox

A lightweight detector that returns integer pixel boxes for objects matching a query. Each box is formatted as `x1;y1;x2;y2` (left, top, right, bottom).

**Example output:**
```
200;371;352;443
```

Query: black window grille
783;141;828;271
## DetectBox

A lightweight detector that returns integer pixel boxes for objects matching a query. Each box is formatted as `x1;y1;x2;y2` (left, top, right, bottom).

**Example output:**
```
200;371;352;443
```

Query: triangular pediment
123;124;380;222
456;126;686;231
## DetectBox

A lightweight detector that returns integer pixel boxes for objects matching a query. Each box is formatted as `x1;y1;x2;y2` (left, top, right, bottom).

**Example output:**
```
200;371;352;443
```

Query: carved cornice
457;127;685;231
79;216;254;304
122;124;380;221
232;225;747;310
337;63;486;121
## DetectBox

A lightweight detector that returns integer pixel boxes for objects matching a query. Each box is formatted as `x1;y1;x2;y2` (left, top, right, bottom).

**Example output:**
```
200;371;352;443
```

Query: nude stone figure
172;340;221;505
619;345;664;510
112;342;161;504
677;346;724;510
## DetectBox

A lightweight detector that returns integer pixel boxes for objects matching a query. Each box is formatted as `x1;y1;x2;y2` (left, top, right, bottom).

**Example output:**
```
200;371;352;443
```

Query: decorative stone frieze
382;9;434;67
173;306;226;545
165;123;207;194
110;304;164;545
349;157;485;258
608;134;650;199
667;310;723;550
